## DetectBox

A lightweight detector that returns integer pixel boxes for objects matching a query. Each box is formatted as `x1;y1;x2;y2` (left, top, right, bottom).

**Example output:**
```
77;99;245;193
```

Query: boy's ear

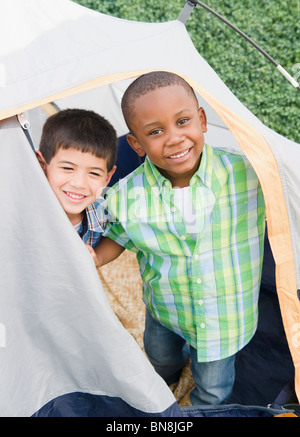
35;150;47;173
198;107;208;133
96;165;117;198
105;165;117;186
126;133;146;157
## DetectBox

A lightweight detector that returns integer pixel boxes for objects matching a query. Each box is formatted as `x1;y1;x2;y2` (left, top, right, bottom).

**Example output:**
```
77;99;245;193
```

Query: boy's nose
165;128;184;147
70;171;87;189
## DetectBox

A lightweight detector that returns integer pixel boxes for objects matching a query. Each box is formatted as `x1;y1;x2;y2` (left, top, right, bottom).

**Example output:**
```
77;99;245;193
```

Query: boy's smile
126;84;207;187
168;147;191;159
37;148;115;225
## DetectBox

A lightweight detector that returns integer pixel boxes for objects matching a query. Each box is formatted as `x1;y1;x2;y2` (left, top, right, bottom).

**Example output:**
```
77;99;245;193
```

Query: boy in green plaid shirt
94;71;266;405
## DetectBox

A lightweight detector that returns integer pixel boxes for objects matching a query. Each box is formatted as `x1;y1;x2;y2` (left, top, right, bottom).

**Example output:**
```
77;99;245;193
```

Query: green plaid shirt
104;144;265;362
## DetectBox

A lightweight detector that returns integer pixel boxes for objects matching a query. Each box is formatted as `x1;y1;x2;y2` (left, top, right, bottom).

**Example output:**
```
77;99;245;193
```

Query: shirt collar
143;144;213;190
85;197;106;233
191;144;213;188
144;156;171;190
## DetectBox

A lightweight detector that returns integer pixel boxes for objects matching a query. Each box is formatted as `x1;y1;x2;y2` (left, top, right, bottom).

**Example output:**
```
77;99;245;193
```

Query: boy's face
126;84;207;187
36;148;116;225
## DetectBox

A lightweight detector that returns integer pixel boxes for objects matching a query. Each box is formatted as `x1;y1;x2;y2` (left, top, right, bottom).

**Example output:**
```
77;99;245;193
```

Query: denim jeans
144;309;236;405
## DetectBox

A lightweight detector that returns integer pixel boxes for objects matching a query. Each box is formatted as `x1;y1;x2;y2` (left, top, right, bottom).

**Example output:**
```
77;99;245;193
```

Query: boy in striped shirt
93;72;266;405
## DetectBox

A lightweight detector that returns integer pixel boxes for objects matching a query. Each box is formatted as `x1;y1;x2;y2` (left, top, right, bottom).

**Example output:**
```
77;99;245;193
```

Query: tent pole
177;1;197;23
178;0;300;92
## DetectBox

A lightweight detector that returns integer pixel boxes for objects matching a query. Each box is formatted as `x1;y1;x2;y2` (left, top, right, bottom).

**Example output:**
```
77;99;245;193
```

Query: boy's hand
85;244;100;268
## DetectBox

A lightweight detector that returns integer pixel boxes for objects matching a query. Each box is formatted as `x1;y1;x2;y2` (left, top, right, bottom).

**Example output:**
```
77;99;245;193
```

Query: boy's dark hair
121;71;198;132
39;108;117;171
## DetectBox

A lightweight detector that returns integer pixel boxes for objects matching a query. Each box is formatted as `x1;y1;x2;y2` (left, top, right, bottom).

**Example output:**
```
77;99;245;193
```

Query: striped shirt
104;144;266;362
77;198;106;248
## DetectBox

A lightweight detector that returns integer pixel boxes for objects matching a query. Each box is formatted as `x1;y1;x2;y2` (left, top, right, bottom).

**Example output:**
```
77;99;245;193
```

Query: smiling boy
36;108;117;248
94;71;265;405
124;75;206;188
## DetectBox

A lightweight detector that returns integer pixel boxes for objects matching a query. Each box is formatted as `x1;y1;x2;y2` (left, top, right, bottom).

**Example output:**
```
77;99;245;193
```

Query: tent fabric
1;0;300;415
0;116;180;417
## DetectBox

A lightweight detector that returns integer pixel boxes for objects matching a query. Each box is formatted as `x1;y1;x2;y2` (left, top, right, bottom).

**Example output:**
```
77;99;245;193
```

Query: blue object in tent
109;135;145;187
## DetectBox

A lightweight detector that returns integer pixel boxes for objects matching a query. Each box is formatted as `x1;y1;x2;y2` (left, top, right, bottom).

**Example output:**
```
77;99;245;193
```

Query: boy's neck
171;179;190;188
158;168;193;188
67;211;84;226
155;153;201;188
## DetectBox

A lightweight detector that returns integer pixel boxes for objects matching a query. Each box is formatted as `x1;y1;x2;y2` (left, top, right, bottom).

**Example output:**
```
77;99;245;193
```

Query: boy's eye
89;172;101;177
62;166;74;171
178;118;189;125
149;128;162;136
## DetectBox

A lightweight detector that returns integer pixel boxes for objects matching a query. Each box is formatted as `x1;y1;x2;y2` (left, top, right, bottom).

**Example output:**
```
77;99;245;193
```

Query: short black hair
39;108;117;171
121;71;198;132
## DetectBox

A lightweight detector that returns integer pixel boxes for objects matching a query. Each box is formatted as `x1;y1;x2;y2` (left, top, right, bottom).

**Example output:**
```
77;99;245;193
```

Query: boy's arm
92;237;125;267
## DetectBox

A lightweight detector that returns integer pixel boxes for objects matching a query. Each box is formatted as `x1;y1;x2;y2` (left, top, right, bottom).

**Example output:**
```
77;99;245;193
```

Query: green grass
73;0;300;143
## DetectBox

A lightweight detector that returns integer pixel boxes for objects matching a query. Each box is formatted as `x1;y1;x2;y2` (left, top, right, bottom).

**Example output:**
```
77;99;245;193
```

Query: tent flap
1;0;300;413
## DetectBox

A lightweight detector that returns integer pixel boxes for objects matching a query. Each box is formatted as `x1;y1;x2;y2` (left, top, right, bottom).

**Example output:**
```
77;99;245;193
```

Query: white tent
0;0;299;416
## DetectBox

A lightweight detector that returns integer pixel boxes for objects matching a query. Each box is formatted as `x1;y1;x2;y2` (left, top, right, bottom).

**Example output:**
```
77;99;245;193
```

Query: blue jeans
144;309;235;405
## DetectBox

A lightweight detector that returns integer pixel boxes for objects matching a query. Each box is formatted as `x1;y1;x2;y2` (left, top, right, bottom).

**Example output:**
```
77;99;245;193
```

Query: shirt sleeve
103;222;139;253
103;188;139;253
